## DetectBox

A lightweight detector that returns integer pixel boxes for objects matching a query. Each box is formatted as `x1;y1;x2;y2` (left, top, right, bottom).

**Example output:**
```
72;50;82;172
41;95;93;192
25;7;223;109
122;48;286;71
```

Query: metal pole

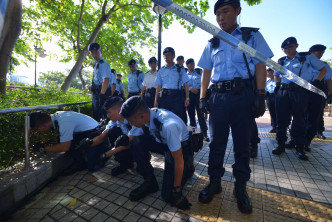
157;14;162;70
78;104;81;113
24;112;30;170
34;48;37;86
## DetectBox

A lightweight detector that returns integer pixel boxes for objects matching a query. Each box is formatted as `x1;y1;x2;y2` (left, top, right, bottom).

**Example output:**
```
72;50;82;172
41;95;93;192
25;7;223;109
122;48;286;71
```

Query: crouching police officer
29;111;109;174
120;96;193;210
197;0;273;214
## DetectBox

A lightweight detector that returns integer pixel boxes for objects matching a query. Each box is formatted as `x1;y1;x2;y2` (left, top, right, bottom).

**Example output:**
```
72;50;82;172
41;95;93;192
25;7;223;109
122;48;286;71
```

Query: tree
0;0;22;95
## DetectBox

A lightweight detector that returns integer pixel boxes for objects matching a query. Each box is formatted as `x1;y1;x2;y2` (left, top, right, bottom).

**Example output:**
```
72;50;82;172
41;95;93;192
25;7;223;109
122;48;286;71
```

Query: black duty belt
73;125;103;141
266;92;275;96
281;83;300;90
211;79;251;92
181;139;190;148
161;88;182;96
146;87;156;93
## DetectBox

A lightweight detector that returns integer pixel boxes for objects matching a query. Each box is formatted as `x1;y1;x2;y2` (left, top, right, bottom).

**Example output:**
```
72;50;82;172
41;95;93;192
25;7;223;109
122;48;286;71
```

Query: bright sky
14;0;332;84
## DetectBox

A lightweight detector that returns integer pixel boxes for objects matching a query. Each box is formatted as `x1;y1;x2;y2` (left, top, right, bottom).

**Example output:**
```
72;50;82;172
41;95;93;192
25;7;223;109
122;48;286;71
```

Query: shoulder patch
278;56;287;66
209;36;220;49
194;68;202;74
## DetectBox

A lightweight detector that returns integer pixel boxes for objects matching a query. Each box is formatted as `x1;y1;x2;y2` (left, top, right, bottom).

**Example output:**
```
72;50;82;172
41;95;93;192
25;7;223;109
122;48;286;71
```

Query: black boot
250;143;258;158
269;128;276;133
295;145;309;161
233;181;252;214
111;162;134;176
316;132;326;139
203;131;210;142
285;139;295;149
304;144;311;152
272;143;285;155
129;175;159;201
198;177;222;203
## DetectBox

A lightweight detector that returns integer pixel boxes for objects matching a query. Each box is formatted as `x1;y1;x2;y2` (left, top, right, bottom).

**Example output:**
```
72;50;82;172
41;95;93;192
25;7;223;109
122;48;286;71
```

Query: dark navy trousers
266;94;277;129
131;135;193;202
208;87;254;182
159;95;185;122
92;87;111;121
107;126;134;167
250;118;260;145
143;90;156;108
187;92;208;132
275;87;308;146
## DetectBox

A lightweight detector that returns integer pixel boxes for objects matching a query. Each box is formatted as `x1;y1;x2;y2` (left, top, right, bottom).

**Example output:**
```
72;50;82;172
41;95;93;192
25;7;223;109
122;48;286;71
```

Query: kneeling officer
29;111;109;174
120;96;193;210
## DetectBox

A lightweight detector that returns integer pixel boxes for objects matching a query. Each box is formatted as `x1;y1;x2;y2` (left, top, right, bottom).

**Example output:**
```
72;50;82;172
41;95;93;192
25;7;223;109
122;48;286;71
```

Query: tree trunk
78;66;85;90
0;0;22;95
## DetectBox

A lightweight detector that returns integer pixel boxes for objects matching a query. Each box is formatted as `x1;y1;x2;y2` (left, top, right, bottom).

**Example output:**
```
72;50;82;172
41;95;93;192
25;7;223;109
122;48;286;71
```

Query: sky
13;0;332;84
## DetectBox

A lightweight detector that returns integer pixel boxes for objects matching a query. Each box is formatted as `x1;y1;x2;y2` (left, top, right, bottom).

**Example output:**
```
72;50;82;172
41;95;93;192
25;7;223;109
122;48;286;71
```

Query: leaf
67;186;75;191
69;198;77;206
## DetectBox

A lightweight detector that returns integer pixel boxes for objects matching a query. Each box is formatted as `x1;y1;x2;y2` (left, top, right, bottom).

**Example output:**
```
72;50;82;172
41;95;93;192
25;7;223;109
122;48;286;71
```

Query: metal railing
6;85;92;95
0;101;91;171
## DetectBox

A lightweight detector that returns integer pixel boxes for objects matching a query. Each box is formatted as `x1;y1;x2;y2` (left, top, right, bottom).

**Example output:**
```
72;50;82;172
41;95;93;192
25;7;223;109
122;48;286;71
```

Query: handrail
5;85;91;95
0;101;91;171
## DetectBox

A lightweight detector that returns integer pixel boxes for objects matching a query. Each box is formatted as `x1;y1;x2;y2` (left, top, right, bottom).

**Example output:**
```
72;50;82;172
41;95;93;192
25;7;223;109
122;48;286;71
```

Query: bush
0;86;92;170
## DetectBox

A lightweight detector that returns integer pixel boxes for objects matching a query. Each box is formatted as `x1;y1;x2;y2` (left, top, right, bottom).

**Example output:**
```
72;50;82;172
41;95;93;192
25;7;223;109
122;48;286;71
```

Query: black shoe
285;140;295;149
233;182;252;214
203;131;210;142
269;128;276;133
317;132;326;140
129;175;159;201
250;143;258;158
198;177;222;203
272;144;285;155
295;146;309;161
304;145;311;152
111;163;133;176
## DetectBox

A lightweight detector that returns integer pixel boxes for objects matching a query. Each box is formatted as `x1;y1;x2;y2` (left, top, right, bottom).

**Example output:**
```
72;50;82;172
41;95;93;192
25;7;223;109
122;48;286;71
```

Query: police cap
29;111;49;128
214;0;240;14
309;44;326;52
128;59;137;66
88;42;101;51
103;96;123;110
281;37;297;49
116;74;122;77
120;96;145;118
267;68;273;71
186;58;195;65
111;69;116;74
176;56;184;61
163;47;175;55
148;57;157;64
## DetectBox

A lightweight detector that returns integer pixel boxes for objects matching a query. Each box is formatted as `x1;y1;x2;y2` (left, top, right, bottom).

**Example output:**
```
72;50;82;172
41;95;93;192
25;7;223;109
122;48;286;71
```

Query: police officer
177;55;188;72
303;44;332;150
154;47;190;122
89;42;114;121
114;74;125;99
127;59;145;99
272;37;327;160
197;0;273;214
120;96;193;210
141;57;158;108
82;97;135;176
266;68;277;133
186;58;209;142
29;111;109;174
177;55;189;124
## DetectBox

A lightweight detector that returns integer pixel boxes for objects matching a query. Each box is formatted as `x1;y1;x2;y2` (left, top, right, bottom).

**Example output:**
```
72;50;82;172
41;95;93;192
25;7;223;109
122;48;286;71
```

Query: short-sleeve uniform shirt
93;57;112;86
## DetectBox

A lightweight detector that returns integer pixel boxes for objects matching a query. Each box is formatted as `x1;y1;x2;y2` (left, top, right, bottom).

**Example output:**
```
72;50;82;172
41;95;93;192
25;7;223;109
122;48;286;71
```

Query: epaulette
195;68;203;75
240;27;259;43
209;36;220;48
298;52;310;64
278;56;287;66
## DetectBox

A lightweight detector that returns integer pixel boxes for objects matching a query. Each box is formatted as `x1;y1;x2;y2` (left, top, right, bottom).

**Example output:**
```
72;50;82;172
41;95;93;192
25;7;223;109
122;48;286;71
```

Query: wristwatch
185;98;190;101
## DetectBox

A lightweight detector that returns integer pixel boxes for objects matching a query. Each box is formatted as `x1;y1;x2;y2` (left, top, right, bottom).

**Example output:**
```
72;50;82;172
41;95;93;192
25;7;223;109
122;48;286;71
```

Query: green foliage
0;87;92;170
244;0;263;6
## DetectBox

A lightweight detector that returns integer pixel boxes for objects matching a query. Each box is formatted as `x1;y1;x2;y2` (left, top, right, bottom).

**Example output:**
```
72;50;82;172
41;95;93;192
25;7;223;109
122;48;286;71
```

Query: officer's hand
75;138;93;150
114;135;129;148
154;100;158;108
252;93;266;118
185;99;189;107
199;97;209;114
326;94;332;104
170;189;192;210
32;142;45;153
311;79;323;90
99;93;107;106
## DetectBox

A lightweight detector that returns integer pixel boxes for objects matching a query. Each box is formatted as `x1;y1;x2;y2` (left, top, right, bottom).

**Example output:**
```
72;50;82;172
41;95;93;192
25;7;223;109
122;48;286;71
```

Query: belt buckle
224;81;232;90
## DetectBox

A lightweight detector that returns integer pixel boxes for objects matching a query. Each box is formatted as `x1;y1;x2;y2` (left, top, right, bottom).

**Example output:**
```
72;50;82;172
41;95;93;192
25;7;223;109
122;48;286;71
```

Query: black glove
99;93;107;106
311;79;323;90
199;97;209;114
252;93;266;118
326;94;332;104
114;135;129;148
170;189;192;210
274;83;280;94
75;138;93;151
33;142;45;152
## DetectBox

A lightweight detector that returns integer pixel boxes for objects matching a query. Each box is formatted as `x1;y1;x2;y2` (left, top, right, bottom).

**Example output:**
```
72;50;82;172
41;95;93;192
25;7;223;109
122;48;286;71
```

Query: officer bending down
30;111;109;174
198;0;273;214
120;96;194;210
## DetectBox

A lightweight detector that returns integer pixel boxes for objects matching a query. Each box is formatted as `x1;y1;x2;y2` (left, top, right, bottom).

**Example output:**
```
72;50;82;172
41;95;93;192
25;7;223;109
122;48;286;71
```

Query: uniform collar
231;25;242;36
285;52;299;62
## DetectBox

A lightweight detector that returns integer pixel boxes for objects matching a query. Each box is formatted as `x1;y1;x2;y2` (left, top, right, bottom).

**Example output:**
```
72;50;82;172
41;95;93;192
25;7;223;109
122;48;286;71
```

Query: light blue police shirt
106;118;131;135
265;79;276;94
274;53;326;83
109;73;116;87
92;57;112;86
128;109;189;152
308;62;332;82
198;26;274;82
115;79;125;93
155;64;189;89
128;70;145;93
51;111;98;143
187;69;202;89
